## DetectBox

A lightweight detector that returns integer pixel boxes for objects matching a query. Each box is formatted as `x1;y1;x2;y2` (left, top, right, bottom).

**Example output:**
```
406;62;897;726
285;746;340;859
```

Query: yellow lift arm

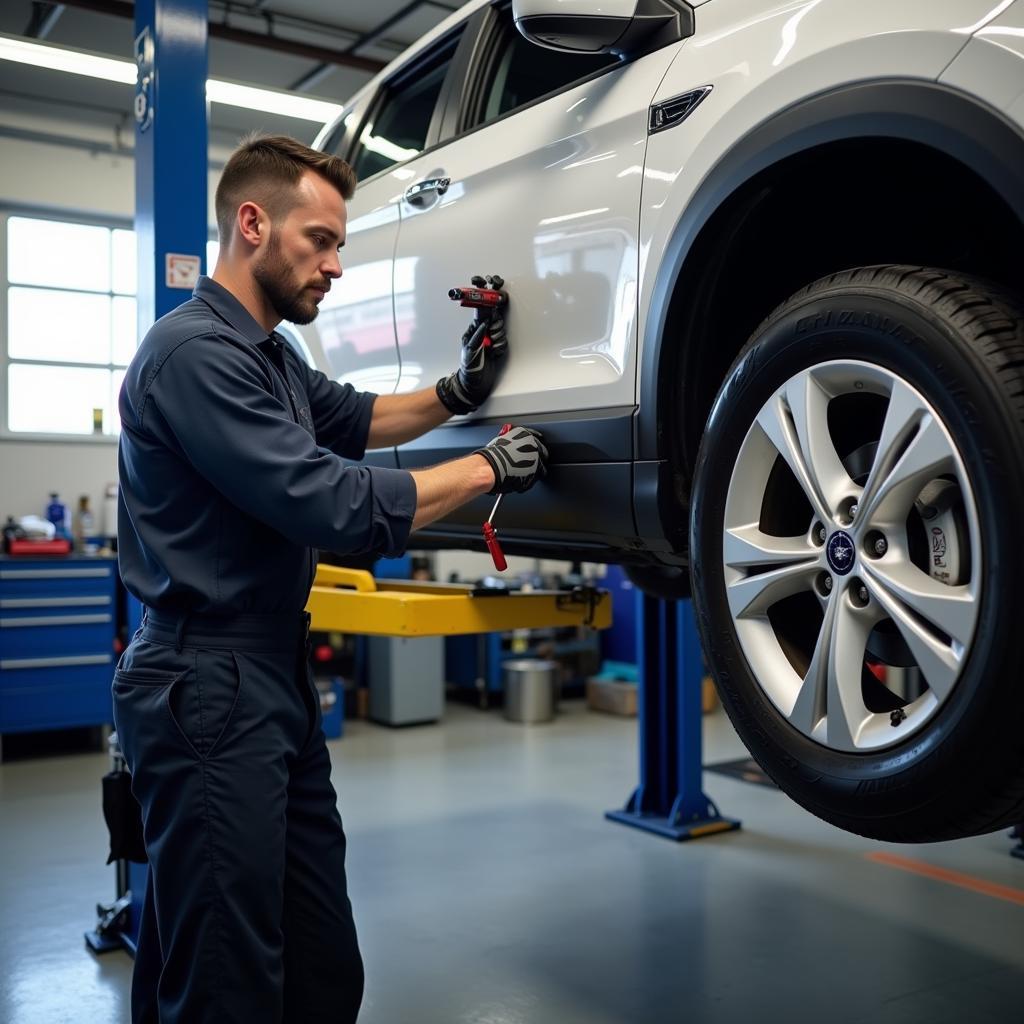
306;565;611;637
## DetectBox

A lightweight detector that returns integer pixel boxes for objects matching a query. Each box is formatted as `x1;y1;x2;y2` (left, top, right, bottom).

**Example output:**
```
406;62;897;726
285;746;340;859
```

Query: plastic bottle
46;493;67;538
73;495;96;552
103;482;118;540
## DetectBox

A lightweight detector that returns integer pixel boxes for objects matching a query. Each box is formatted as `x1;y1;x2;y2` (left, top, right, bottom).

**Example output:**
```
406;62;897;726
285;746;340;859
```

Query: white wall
0;126;222;521
1;441;119;534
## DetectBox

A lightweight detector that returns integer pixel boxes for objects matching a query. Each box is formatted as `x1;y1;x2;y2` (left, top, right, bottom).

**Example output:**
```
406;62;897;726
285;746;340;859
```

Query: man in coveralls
115;134;547;1023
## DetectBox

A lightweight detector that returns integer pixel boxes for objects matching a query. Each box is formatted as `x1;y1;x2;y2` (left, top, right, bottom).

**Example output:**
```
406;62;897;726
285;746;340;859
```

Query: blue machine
86;0;209;959
607;594;741;841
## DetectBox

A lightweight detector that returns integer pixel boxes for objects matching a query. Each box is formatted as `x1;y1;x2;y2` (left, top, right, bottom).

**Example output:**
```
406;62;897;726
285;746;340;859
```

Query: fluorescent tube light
205;80;342;124
0;33;136;84
0;32;344;123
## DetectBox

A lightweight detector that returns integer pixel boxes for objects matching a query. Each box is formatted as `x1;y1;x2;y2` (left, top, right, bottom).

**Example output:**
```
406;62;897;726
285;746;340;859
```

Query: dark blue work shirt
118;276;416;615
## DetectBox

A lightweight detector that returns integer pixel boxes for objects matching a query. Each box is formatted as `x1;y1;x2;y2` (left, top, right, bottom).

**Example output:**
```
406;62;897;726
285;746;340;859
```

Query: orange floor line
865;851;1024;907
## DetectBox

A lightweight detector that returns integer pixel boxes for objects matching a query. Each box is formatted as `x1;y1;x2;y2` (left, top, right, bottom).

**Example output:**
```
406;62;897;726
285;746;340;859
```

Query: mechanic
114;133;547;1024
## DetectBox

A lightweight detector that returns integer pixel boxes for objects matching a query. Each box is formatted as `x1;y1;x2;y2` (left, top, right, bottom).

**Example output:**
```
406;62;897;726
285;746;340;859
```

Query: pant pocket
112;665;191;774
181;649;244;759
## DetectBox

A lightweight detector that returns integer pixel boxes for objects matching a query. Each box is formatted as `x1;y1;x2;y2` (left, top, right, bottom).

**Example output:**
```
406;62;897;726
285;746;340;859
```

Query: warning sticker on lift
166;253;201;290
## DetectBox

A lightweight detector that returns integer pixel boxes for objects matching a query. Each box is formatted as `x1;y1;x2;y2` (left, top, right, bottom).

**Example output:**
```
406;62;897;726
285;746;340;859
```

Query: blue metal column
606;594;741;840
87;0;208;959
134;0;209;330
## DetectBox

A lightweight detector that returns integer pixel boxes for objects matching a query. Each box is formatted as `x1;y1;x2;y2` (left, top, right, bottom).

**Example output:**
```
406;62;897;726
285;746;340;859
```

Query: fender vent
649;85;713;135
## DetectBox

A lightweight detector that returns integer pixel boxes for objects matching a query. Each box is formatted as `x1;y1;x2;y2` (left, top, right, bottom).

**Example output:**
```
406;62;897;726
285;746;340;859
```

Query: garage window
2;213;137;438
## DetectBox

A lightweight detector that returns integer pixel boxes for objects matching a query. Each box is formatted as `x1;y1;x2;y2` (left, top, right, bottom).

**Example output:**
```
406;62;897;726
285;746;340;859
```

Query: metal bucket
503;659;559;724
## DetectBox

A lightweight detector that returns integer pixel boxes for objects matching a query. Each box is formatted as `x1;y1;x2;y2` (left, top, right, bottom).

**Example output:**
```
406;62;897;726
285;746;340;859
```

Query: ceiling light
205;80;342;124
0;32;344;124
0;33;136;84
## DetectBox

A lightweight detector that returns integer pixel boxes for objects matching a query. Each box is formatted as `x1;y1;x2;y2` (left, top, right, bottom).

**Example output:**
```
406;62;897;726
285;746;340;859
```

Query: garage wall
2;441;119;533
0;130;221;522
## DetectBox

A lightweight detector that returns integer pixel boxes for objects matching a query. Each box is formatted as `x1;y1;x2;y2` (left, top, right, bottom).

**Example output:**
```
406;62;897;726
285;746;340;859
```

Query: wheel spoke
724;526;820;619
859;380;956;528
825;598;874;750
785;372;858;520
724;524;818;568
861;564;967;701
755;387;833;524
788;597;837;735
726;561;821;620
861;559;975;649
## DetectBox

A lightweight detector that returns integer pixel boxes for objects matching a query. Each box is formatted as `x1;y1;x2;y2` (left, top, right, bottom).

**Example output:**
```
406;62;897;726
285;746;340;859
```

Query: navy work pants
112;611;363;1023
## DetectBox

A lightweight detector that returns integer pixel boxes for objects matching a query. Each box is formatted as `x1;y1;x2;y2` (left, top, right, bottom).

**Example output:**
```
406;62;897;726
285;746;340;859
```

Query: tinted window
351;39;458;182
480;19;619;123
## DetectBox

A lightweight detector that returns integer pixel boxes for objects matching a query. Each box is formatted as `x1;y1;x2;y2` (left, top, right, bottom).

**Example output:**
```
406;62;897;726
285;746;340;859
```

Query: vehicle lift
607;592;741;841
88;568;739;955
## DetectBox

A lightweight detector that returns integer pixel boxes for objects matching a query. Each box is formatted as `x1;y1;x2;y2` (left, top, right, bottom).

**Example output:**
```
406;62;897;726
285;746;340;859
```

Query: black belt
141;609;312;653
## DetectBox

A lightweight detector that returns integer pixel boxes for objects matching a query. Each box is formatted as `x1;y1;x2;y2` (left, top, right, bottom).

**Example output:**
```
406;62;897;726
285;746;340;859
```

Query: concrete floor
1;700;1022;1024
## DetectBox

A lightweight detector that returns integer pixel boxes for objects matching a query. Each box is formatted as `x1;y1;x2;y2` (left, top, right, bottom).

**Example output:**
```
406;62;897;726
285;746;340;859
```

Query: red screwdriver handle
482;424;514;571
482;522;507;572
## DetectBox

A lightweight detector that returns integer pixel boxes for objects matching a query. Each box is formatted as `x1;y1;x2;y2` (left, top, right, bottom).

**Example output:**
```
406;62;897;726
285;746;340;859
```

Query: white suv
308;0;1024;843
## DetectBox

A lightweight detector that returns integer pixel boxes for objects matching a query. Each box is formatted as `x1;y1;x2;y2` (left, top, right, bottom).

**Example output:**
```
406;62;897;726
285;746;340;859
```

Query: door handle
404;176;450;207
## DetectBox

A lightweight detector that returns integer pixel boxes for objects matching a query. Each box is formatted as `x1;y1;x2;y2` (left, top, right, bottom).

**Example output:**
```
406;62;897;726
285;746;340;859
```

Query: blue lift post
607;594;741;841
86;0;208;957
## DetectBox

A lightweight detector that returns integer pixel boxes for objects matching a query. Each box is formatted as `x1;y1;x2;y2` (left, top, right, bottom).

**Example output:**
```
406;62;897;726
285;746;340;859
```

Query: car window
477;13;620;125
351;33;461;182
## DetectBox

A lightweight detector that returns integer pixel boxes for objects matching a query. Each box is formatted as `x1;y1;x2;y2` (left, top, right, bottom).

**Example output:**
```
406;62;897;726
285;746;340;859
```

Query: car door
391;1;685;477
303;24;467;460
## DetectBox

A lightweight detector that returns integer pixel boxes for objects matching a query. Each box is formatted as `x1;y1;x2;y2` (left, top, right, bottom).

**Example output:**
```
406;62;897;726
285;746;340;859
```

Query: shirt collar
193;276;277;347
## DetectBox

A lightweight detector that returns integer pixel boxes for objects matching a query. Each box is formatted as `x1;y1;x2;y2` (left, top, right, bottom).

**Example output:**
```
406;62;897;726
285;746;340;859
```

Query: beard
253;231;325;326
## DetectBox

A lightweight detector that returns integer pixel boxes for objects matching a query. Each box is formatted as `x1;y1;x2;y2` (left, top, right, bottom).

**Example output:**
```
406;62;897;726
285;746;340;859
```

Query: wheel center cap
826;530;856;575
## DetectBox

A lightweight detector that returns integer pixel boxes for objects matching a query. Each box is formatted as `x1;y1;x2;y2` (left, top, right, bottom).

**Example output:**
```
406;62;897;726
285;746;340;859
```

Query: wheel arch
634;80;1024;556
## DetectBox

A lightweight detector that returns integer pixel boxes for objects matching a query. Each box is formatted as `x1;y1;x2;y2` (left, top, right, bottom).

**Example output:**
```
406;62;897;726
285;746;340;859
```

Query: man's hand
436;279;508;415
474;426;548;495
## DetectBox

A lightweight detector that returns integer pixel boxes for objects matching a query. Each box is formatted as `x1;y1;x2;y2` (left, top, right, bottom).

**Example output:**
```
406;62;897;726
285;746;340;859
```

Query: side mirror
512;0;694;58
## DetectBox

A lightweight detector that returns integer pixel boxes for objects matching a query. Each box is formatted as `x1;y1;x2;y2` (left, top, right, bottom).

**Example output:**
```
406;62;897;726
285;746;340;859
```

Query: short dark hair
215;133;357;244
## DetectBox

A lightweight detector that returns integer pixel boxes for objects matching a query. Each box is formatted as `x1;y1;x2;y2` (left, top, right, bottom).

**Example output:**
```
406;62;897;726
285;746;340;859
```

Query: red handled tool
449;274;506;348
482;423;512;572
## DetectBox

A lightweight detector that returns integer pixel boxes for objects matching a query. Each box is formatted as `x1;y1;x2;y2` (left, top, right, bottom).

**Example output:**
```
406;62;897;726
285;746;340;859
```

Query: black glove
436;277;508;415
475;426;548;495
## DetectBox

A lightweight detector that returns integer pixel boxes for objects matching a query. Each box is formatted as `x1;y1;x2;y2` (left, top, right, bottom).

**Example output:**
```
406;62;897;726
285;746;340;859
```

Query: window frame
0;205;138;445
448;1;623;138
338;1;635;194
343;18;479;188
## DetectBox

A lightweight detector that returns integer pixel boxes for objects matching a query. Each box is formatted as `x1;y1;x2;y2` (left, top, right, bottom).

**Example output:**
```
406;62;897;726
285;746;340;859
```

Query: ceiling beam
289;0;457;93
54;0;387;74
26;3;67;39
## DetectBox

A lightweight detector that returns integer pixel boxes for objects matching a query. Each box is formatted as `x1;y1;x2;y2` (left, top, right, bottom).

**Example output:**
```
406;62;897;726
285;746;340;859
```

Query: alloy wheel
722;360;981;753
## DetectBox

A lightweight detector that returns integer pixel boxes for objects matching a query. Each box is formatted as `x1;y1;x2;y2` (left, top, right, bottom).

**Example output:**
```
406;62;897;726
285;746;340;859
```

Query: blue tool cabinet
0;557;117;743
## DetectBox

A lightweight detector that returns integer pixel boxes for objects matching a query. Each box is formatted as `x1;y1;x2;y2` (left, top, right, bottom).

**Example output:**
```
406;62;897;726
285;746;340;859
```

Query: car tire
689;265;1024;842
624;563;691;601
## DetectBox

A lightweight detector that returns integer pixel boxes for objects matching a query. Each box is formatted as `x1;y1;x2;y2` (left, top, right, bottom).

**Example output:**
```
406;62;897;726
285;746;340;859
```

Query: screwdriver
482;423;512;572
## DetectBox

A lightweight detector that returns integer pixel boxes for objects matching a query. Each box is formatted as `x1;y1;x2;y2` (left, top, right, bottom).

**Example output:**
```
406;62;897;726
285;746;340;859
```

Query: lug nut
858;585;868;603
849;502;859;520
874;537;887;556
823;575;833;592
816;525;827;544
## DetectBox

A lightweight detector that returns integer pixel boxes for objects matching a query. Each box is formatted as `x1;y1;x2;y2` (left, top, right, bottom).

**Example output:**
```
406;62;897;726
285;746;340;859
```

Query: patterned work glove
474;426;549;495
436;277;508;415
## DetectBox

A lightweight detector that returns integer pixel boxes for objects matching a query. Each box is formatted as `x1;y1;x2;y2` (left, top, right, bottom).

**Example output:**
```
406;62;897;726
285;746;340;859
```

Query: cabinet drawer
0;595;112;611
0;615;115;660
0;659;114;732
0;563;115;600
